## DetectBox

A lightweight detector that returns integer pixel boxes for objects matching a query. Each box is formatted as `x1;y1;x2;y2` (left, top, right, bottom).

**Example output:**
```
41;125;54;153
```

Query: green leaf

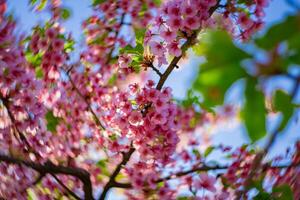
194;64;246;108
96;159;110;176
27;189;37;200
92;0;106;6
61;8;71;20
37;0;47;11
272;184;293;200
120;43;144;55
204;146;215;157
242;78;266;142
25;51;42;68
30;0;38;5
153;0;162;6
253;192;272;200
45;111;60;133
192;149;201;158
192;30;250;108
176;197;190;200
273;90;294;131
64;39;75;53
181;90;201;108
256;15;300;50
35;67;43;79
135;28;146;45
193;30;251;65
108;74;117;86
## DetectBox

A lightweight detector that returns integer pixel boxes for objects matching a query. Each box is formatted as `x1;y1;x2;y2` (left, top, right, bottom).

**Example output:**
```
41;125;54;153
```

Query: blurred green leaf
204;146;215;157
45;111;61;133
273;90;294;131
192;30;250;108
64;39;75;53
193;30;251;65
153;0;162;6
35;67;43;79
176;197;189;200
25;51;42;68
120;43;144;55
272;184;293;200
194;65;246;108
61;8;71;20
181;90;201;108
242;78;266;142
27;189;37;200
30;0;38;5
135;28;146;45
108;74;117;86
37;0;47;11
256;15;300;50
92;0;106;6
253;192;272;200
96;159;110;176
192;149;201;158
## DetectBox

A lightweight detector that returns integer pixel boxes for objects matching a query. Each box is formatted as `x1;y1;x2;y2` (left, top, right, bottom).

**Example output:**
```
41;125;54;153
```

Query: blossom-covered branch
0;153;93;200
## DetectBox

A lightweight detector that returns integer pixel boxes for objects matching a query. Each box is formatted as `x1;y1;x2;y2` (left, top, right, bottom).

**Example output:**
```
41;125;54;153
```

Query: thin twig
113;161;300;189
98;147;135;200
148;63;163;77
51;173;82;200
0;94;41;158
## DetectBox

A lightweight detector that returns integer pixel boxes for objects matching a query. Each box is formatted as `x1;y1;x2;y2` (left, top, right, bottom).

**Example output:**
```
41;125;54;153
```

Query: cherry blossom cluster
0;11;46;152
29;27;66;82
81;0;159;82
144;0;218;67
1;0;297;199
270;141;300;199
0;9;50;199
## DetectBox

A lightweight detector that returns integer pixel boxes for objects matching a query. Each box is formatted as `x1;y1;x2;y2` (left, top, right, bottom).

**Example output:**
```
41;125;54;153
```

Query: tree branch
0;94;40;157
113;161;300;189
51;173;82;200
98;147;135;200
0;154;94;200
148;62;163;77
97;2;223;199
0;93;93;199
156;0;221;91
105;12;126;65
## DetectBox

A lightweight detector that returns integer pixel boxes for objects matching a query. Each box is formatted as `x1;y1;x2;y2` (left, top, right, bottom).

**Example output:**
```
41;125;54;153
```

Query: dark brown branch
114;162;300;189
0;94;37;155
98;2;223;199
155;0;221;90
0;154;94;200
51;173;82;200
148;63;163;77
155;30;198;91
105;13;126;65
0;94;91;199
98;147;135;200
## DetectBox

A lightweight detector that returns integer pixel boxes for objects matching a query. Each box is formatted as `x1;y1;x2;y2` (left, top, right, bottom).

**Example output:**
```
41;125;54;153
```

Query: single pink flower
167;41;181;57
195;173;217;192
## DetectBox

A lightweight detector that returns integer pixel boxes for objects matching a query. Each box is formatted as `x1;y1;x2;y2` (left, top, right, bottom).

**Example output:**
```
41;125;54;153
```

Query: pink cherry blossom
195;173;217;192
